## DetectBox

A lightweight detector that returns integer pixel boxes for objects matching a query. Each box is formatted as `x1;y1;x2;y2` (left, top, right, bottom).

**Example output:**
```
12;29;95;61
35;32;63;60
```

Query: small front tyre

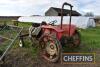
19;39;24;47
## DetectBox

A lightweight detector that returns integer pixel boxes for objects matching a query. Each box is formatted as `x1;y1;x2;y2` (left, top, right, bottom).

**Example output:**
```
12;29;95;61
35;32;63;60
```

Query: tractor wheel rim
73;34;80;46
43;36;58;60
19;40;23;47
74;39;80;45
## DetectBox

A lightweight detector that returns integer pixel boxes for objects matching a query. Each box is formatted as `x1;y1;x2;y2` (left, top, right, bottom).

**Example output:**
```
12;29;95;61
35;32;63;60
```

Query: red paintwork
41;24;76;40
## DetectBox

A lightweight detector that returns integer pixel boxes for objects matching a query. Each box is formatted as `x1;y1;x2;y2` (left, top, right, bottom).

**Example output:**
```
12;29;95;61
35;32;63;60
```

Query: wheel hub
46;42;57;56
19;40;23;47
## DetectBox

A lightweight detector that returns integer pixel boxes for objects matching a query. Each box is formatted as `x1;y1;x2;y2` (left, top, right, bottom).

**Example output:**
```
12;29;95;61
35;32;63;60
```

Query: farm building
94;16;100;23
45;7;81;16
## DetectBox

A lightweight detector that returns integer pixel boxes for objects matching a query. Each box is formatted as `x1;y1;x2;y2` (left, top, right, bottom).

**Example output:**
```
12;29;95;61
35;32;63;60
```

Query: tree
84;12;94;17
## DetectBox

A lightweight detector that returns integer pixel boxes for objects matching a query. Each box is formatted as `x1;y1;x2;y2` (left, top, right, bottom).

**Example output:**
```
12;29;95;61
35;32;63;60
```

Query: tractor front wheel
19;39;24;47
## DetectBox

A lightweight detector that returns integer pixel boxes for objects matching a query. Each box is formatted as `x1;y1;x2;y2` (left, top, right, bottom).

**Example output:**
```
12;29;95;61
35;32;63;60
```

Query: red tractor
38;2;81;62
19;2;81;62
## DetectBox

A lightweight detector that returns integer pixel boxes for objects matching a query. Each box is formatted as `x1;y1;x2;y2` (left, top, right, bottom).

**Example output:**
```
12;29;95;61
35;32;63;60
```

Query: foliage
84;12;94;17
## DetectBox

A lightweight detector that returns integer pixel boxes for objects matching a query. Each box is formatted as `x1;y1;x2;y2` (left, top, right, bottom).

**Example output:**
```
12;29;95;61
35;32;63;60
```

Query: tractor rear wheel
60;31;81;48
72;31;81;47
39;34;61;62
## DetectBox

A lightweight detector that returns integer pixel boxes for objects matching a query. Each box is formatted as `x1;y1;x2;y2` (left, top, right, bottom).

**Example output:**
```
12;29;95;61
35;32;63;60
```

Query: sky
0;0;99;16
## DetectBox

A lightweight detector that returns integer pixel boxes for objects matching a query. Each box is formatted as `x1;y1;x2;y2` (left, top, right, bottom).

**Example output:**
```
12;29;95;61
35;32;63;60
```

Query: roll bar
60;2;73;29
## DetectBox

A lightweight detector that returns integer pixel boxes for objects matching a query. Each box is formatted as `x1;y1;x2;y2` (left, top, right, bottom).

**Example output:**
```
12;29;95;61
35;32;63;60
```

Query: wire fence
0;25;23;60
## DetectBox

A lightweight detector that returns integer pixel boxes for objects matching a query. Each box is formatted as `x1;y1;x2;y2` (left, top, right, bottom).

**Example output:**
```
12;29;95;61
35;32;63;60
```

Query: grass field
81;27;100;49
81;27;100;51
0;21;100;65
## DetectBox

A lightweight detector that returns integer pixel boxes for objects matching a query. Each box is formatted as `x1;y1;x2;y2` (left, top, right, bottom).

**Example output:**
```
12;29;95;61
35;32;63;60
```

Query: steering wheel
49;20;57;25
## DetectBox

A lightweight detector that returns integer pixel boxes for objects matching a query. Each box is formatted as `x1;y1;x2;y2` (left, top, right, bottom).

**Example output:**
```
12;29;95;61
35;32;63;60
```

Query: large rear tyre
60;31;81;48
39;34;61;62
72;31;81;47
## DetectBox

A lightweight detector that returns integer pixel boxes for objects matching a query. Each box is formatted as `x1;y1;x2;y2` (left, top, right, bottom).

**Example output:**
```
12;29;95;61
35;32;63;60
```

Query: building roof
95;16;100;20
50;7;81;16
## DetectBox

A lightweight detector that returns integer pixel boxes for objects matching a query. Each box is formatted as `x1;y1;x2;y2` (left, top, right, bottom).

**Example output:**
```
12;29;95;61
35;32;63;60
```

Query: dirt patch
0;47;35;67
0;37;6;44
0;47;99;67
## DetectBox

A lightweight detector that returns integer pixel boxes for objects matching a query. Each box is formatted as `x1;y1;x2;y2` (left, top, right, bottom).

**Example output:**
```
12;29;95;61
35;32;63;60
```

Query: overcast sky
0;0;99;16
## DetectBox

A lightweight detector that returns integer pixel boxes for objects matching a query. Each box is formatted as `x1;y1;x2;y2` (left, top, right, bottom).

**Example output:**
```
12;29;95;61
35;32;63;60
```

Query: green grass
0;39;11;55
79;27;100;62
80;26;100;49
18;22;32;27
61;26;100;53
